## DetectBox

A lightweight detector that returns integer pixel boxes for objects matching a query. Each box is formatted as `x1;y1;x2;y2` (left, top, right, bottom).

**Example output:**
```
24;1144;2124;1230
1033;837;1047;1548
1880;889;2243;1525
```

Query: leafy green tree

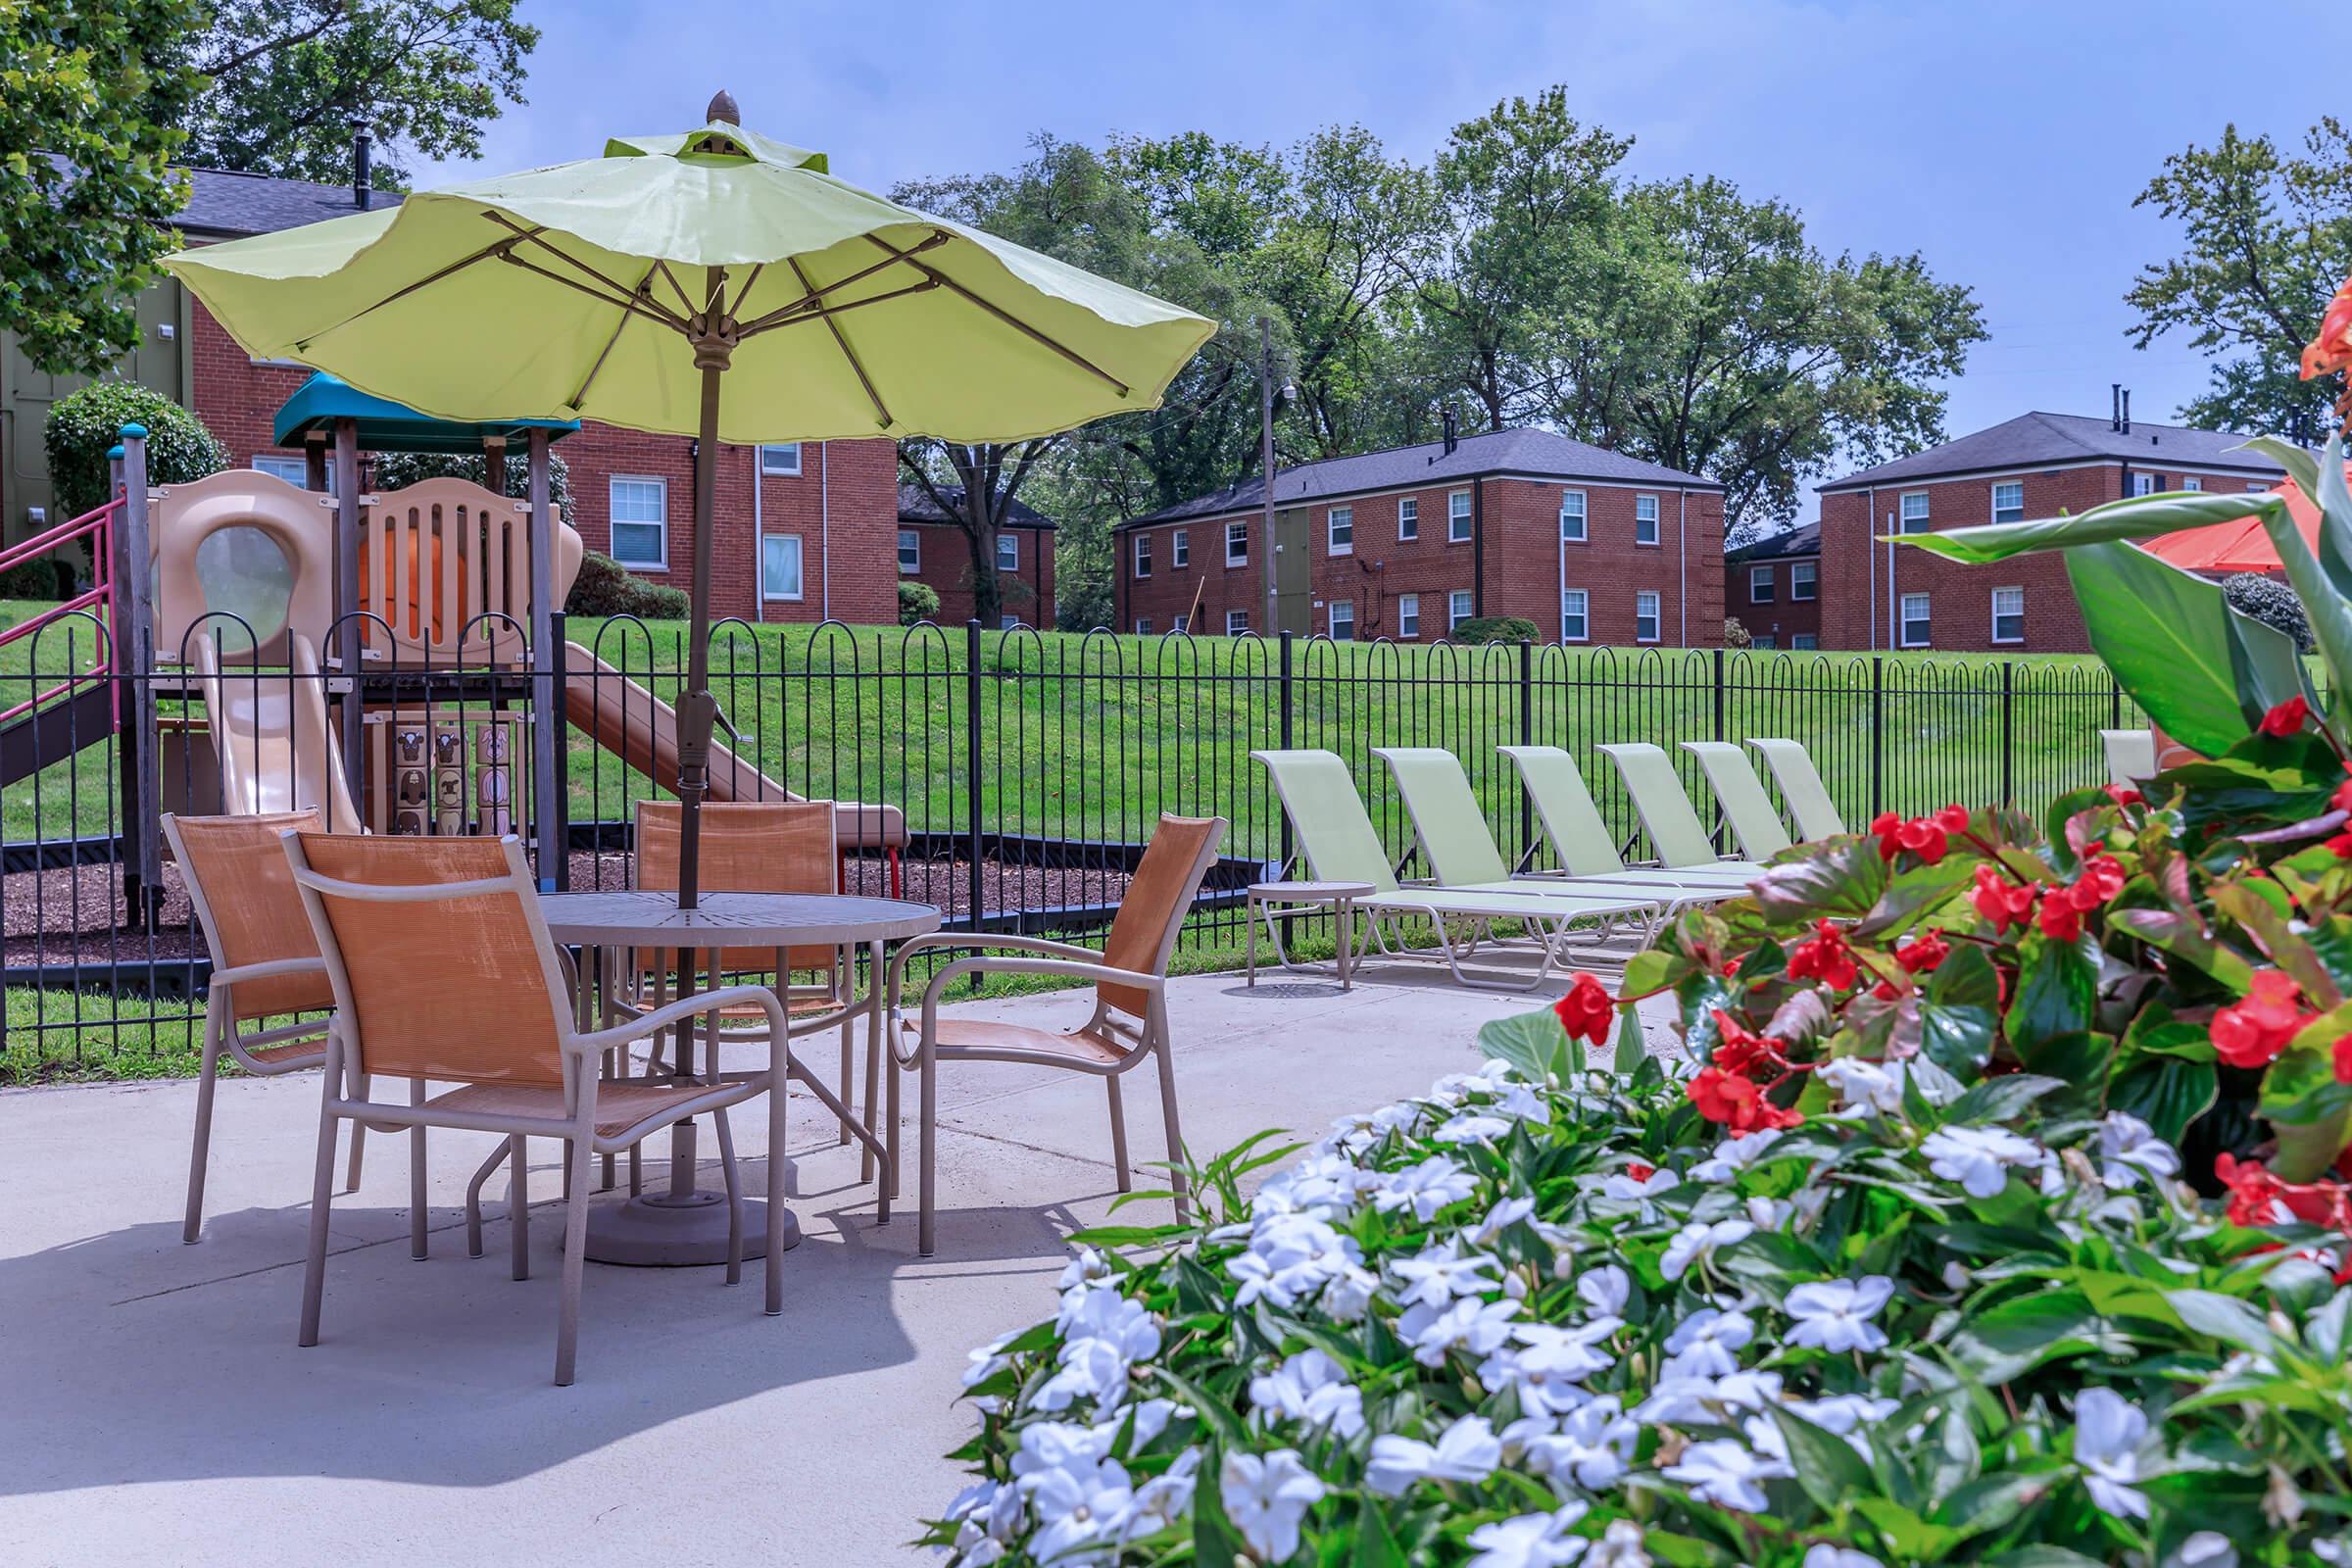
2126;120;2352;439
0;0;204;372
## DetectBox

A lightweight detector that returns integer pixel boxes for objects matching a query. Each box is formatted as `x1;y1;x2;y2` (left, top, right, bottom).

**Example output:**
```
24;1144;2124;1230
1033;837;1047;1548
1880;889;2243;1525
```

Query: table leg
1246;895;1258;987
862;939;888;1217
1337;899;1352;991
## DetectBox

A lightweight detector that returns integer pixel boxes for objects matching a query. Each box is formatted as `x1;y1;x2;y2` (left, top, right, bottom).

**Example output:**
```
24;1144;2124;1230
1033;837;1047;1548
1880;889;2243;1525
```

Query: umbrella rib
291;234;519;351
723;263;765;322
858;233;1131;397
569;268;659;412
498;251;687;335
652;260;701;320
476;210;693;332
734;231;951;335
736;278;939;339
787;256;892;430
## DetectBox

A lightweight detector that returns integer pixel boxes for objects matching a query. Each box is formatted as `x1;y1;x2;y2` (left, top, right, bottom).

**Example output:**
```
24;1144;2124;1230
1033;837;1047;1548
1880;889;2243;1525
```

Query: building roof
1821;411;2288;493
175;166;405;239
1119;425;1718;530
1725;521;1819;564
275;372;576;453
897;483;1055;531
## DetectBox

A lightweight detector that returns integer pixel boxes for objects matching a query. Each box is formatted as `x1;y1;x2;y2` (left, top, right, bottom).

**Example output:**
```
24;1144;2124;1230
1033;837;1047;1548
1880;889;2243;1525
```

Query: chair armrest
889;956;1163;1068
210;956;328;993
886;930;1104;1002
569;983;786;1066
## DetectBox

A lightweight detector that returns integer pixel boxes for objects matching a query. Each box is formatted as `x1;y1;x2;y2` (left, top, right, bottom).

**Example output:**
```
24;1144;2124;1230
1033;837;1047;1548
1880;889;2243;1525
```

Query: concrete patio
0;958;1675;1567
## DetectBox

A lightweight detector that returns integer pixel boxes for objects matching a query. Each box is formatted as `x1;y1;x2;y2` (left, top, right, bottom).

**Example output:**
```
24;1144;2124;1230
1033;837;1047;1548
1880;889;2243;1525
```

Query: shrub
0;558;74;600
1723;615;1752;649
564;552;688;619
44;381;227;520
371;449;576;524
900;579;942;626
1446;615;1540;646
2221;571;2312;652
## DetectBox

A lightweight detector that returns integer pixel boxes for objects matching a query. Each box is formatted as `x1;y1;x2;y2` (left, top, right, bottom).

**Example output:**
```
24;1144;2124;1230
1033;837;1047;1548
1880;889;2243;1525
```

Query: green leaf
1942;1073;2067;1127
2166;1288;2282;1356
1853;1497;1963;1559
1984;1548;2109;1568
2237;434;2322;502
1927;942;2001;1010
2105;907;2258;992
1477;1008;1581;1083
2258;1043;2352;1128
2009;930;2098;1043
1750;836;1889;922
1612;1004;1647;1076
1770;1406;1878;1514
1348;1498;1408;1568
1917;1000;1998;1078
1947;1288;2122;1381
1190;1442;1249;1568
1893;488;2290;563
2106;1053;2217;1145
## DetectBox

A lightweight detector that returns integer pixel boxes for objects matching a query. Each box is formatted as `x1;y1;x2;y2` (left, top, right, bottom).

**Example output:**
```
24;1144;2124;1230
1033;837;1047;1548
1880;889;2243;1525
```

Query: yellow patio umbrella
166;92;1213;906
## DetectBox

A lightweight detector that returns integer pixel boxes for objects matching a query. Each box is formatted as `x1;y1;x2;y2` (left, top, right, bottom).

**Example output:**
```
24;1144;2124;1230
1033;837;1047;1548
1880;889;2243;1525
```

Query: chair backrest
286;833;568;1084
1098;814;1226;1021
1681;741;1793;858
1373;749;1511;886
1496;746;1630;877
1595;743;1723;868
633;800;840;972
1746;738;1846;840
1249;750;1399;892
162;809;334;1020
2100;728;2159;788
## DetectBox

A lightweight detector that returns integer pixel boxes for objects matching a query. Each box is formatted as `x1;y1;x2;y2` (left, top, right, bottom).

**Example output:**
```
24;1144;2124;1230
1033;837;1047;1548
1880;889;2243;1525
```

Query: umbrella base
580;1190;800;1265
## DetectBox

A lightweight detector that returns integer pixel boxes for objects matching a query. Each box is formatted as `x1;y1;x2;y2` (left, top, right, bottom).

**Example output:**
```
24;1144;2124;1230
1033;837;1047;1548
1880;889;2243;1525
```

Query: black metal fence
2;611;2141;1068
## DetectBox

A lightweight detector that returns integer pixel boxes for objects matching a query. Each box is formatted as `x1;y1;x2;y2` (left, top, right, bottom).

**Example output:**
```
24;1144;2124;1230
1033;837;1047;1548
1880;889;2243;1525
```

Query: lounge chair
1251;749;1664;990
886;814;1227;1257
1745;738;1848;841
1595;743;1754;871
2100;728;2158;789
1494;747;1756;898
282;831;793;1386
1680;741;1795;860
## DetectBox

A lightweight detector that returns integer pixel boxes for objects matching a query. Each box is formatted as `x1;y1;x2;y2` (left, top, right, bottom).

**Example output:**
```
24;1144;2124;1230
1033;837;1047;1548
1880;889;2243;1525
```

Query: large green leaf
2106;1054;2217;1145
2104;907;2258;992
2243;455;2352;723
1892;489;2293;563
2236;434;2322;503
1477;1008;1582;1083
1750;836;1888;922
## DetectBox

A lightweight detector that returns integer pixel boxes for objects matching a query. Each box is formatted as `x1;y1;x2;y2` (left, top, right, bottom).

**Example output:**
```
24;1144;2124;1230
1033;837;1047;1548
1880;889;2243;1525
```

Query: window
898;528;920;573
1001;613;1021;630
1791;633;1819;651
1328;505;1352;555
1448;491;1473;543
609;476;668;568
1635;590;1661;644
1226;608;1250;636
1900;592;1932;648
1328;599;1354;640
997;531;1019;571
1992;585;2025;644
1448;589;1475;632
1635;494;1660;546
1991;480;2025;523
252;454;309;488
760;533;804;601
1171;613;1189;633
2248;481;2270;494
1171;529;1189;568
1559;491;1587;542
1899;492;1930;533
2132;472;2160;496
1749;564;1776;604
1135;617;1152;635
1397;593;1420;638
2181;475;2201;492
1752;635;1776;650
759;443;802;476
1397;496;1418;540
1560;588;1589;642
1226;521;1249;566
1790;560;1817;601
1133;534;1152;577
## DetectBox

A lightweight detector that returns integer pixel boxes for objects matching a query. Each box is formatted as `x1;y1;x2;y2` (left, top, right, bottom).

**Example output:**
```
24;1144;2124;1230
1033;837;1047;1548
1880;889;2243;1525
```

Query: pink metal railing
0;495;122;728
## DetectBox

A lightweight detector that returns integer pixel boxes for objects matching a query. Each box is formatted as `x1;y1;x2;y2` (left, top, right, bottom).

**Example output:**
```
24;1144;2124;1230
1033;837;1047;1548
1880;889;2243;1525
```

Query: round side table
1246;881;1376;990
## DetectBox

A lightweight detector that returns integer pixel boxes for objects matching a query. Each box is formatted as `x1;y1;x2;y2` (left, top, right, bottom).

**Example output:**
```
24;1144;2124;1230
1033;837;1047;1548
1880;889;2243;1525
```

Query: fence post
2109;673;2123;730
2000;660;2015;808
1869;654;1885;820
550;613;570;890
965;620;985;949
1711;646;1727;742
1277;630;1295;872
115;424;162;929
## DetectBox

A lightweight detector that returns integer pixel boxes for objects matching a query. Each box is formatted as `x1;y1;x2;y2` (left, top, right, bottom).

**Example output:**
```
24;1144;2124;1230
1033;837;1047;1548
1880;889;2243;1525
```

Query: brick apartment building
896;483;1056;627
1724;521;1820;650
1114;426;1724;645
2;165;901;626
1817;406;2285;653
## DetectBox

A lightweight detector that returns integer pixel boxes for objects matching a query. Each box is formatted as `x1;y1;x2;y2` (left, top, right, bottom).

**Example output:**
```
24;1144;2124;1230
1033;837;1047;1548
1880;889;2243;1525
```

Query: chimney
353;127;372;211
1442;408;1458;458
2121;389;2131;435
2111;383;2122;432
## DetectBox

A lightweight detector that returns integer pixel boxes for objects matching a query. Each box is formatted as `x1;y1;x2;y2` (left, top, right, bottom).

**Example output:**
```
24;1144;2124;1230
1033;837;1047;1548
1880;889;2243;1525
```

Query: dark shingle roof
176;167;405;238
1120;425;1717;529
897;483;1055;531
1822;412;2288;492
1725;521;1819;564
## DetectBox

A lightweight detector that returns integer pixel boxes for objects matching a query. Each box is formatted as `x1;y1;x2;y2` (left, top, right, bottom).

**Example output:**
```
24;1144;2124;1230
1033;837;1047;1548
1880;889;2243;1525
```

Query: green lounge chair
2100;728;2157;789
1680;742;1794;861
1250;749;1664;991
1495;746;1755;895
1594;743;1749;871
1746;738;1847;842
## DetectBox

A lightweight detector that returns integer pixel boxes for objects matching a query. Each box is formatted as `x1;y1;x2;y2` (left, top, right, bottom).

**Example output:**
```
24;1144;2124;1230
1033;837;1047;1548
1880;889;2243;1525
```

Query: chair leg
182;1004;224;1245
344;1073;369;1193
554;1135;594;1387
765;1057;789;1316
860;941;885;1185
917;1049;939;1258
298;1102;340;1348
885;1040;903;1208
464;1141;510;1258
599;1049;618;1192
1104;1075;1132;1193
508;1135;530;1282
409;1116;428;1262
837;984;856;1148
1152;1036;1192;1228
712;1107;744;1287
627;1140;643;1197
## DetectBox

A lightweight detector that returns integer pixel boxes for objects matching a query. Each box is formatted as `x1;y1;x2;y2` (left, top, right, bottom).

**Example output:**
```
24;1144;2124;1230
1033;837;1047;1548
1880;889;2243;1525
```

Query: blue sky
419;0;2351;491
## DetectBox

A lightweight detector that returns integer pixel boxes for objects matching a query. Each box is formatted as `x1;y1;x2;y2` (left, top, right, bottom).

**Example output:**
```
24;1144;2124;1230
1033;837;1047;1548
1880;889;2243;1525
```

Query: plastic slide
192;630;366;832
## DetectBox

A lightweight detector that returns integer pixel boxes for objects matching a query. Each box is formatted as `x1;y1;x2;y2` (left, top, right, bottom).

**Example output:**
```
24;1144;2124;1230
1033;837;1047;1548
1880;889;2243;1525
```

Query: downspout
820;441;831;622
1865;485;1877;651
1471;477;1486;616
1678;488;1689;645
752;444;763;623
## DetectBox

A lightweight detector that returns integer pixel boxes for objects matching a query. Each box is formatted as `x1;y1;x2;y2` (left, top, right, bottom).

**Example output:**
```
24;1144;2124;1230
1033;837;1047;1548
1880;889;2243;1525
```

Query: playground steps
0;683;115;789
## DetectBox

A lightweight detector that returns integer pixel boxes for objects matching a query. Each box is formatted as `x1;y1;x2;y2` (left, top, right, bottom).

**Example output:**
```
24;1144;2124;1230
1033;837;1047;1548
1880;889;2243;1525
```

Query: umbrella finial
707;89;740;125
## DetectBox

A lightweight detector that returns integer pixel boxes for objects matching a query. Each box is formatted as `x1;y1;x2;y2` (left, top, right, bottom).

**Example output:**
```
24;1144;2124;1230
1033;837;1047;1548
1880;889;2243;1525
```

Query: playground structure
2;374;903;923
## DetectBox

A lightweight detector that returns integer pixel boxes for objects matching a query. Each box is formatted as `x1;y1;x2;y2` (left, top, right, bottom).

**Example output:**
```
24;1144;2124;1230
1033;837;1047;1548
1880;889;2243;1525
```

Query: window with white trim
1899;492;1930;533
1397;496;1418;540
760;533;804;601
1900;592;1932;648
1171;613;1189;632
898;528;920;573
1635;493;1659;546
2132;472;2160;496
1635;590;1660;644
1171;529;1189;567
1328;505;1352;555
609;476;668;568
1559;491;1587;542
1791;633;1819;650
252;455;309;488
1001;613;1021;630
1790;560;1817;601
997;531;1019;571
2247;481;2270;493
1133;534;1152;577
1752;634;1776;650
1226;521;1249;565
1749;564;1775;604
1991;585;2025;644
1328;599;1353;640
1561;588;1589;642
1225;608;1250;635
760;443;802;475
1448;589;1474;631
2182;475;2202;492
1991;480;2025;523
1135;617;1152;635
1448;491;1472;543
1397;593;1420;639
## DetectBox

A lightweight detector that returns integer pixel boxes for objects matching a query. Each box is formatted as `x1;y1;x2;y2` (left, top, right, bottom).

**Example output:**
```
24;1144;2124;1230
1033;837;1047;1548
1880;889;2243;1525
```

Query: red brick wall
1725;556;1822;649
1817;463;2271;653
903;518;1057;627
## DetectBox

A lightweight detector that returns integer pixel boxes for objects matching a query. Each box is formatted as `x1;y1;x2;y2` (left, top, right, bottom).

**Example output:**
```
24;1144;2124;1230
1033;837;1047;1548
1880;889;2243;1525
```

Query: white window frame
760;532;805;602
1791;633;1819;651
1225;608;1250;636
1328;505;1352;556
1133;533;1152;577
1899;492;1931;534
1560;588;1589;643
1328;599;1354;640
2132;472;2159;497
1991;585;2025;645
2182;475;2202;492
1135;617;1152;636
1171;529;1189;568
997;531;1019;572
1748;564;1775;604
1448;589;1475;632
1559;490;1587;543
1447;491;1473;544
897;528;920;574
759;443;803;476
1171;613;1189;633
1226;520;1249;566
608;475;669;570
1635;493;1660;546
1990;480;2025;524
1397;592;1420;639
252;454;309;488
1789;560;1817;602
1900;591;1932;648
1752;634;1776;650
1397;496;1418;540
1635;590;1661;644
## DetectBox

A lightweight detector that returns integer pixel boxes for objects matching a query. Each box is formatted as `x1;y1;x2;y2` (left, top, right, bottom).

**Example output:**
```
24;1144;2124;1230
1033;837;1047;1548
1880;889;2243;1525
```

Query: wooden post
116;425;162;926
304;436;329;493
484;434;508;497
333;416;365;803
526;427;558;889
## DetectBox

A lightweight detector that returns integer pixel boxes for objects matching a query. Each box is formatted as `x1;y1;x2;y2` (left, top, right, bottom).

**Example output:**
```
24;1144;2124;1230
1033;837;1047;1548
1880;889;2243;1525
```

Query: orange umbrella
2139;476;2324;572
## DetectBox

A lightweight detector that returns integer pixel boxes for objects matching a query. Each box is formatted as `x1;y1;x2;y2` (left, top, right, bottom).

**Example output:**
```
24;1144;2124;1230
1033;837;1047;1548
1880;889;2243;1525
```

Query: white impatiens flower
1600;1163;1682;1205
1587;1519;1652;1568
1366;1413;1504;1494
1660;1218;1754;1281
1661;1306;1755;1378
1575;1264;1631;1322
1690;1127;1786;1182
2097;1111;2183;1190
1471;1196;1537;1246
1228;1214;1363;1311
1922;1124;2051;1198
1057;1284;1162;1360
1219;1448;1326;1563
1660;1438;1789;1512
1387;1237;1505;1310
2074;1387;2152;1520
1505;1397;1641;1489
1057;1247;1112;1291
1025;1454;1136;1564
1480;1323;1614;1414
1122;1449;1200;1544
1033;1335;1137;1412
1802;1547;1885;1568
1248;1348;1366;1439
1783;1277;1895;1354
1371;1154;1479;1222
1817;1056;1906;1118
1436;1110;1519;1145
1466;1504;1592;1568
2175;1534;2235;1568
1789;1392;1902;1457
1400;1295;1522;1367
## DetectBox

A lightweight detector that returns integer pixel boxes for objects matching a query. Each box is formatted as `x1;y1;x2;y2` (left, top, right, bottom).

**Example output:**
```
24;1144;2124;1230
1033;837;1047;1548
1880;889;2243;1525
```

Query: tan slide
191;630;365;833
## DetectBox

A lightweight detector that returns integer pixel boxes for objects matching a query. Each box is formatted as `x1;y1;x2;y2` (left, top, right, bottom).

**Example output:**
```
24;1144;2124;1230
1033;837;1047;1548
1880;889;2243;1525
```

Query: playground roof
273;372;579;454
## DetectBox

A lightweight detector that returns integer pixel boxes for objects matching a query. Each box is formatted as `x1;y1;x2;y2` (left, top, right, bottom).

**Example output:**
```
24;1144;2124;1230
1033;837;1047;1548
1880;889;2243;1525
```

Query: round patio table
539;890;941;1266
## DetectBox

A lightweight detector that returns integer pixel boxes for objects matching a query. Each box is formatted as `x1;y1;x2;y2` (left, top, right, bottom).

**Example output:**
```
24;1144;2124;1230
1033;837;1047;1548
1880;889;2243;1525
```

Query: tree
180;0;538;186
1;0;205;372
2126;120;2352;439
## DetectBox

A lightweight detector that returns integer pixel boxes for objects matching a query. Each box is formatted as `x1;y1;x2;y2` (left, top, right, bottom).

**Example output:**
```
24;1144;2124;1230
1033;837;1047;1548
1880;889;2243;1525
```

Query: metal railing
0;496;122;729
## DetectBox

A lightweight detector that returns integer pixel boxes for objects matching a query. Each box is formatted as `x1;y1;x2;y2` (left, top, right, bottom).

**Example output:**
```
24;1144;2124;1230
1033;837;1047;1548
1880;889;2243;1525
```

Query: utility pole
1258;316;1278;634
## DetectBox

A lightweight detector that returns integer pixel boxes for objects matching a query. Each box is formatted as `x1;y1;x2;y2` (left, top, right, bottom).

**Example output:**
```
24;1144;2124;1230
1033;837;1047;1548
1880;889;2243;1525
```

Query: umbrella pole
674;270;731;912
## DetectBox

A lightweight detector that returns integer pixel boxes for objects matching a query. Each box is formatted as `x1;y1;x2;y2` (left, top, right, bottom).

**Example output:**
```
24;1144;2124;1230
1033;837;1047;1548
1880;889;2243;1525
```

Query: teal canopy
272;371;579;454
